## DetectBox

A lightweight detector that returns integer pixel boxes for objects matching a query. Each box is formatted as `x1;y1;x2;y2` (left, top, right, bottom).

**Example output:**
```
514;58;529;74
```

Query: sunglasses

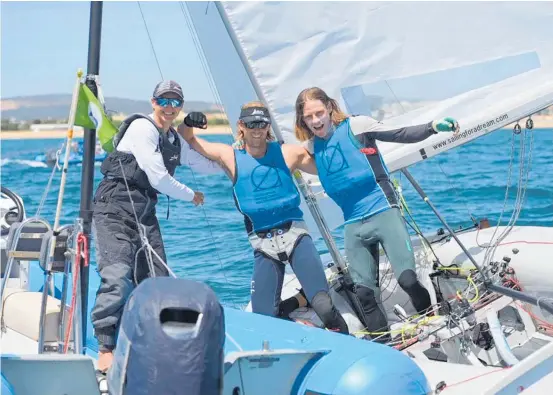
243;121;270;129
155;97;183;108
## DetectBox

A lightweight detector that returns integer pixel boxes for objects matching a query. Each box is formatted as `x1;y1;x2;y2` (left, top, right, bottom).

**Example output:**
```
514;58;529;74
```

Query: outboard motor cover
108;277;225;395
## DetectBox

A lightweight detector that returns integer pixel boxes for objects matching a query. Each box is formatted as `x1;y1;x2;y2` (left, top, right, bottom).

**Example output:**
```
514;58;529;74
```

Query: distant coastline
0;125;232;140
1;116;552;140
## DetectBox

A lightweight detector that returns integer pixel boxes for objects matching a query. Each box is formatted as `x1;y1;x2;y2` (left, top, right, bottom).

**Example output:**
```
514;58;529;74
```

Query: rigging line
489;125;534;262
135;1;237;306
384;80;407;115
136;1;164;80
185;169;242;309
482;124;517;265
179;2;228;122
116;158;156;274
179;1;240;308
35;143;64;218
436;160;476;224
510;126;533;224
115;158;178;280
501;129;526;229
484;128;516;257
486;122;534;266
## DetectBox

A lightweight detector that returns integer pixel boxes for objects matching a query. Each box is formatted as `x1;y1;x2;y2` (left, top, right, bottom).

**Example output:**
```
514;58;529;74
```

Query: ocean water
1;129;552;307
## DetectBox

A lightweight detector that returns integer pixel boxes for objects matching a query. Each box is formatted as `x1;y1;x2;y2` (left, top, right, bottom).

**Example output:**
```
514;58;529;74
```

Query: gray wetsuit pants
250;231;348;334
344;207;431;337
250;234;328;315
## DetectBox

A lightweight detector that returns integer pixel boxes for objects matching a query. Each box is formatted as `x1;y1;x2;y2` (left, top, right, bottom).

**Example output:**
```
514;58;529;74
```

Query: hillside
1;94;222;121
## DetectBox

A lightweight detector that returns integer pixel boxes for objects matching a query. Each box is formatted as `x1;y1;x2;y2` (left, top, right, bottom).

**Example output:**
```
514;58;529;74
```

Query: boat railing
0;216;86;355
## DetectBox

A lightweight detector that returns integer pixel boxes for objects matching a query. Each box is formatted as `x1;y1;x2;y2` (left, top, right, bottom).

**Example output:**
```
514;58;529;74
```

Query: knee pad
398;269;431;313
278;297;300;319
311;291;349;334
398;269;418;290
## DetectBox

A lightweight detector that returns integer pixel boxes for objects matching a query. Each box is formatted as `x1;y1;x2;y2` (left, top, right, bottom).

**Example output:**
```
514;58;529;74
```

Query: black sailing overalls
90;114;181;350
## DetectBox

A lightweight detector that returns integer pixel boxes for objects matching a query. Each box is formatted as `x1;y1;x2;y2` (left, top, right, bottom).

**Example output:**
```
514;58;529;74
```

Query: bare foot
98;350;114;372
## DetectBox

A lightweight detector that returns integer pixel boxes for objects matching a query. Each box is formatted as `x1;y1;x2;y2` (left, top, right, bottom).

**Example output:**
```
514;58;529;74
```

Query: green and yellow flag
74;83;119;152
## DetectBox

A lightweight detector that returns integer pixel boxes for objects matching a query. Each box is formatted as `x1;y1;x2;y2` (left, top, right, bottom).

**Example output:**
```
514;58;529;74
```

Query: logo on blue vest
322;143;349;175
251;165;282;191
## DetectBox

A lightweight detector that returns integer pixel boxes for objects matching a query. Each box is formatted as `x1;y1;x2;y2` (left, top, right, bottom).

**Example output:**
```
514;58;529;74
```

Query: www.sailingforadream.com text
432;113;509;150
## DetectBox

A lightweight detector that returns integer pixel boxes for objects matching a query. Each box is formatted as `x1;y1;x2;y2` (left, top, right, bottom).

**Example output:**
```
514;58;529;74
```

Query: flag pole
40;69;83;353
46;69;83;251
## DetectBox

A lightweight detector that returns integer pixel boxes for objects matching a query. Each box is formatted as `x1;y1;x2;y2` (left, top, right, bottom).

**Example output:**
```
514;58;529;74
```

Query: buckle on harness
255;222;292;239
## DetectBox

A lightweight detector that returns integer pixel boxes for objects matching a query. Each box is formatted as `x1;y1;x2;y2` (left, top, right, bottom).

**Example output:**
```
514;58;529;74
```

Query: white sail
184;2;257;134
186;1;553;232
185;1;346;235
196;2;553;167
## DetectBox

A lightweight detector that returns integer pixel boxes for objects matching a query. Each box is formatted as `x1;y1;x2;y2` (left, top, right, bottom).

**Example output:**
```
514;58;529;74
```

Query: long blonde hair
236;101;275;142
294;87;349;141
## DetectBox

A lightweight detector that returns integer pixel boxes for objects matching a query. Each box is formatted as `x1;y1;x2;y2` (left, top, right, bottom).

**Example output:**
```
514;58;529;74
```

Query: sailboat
34;141;107;168
2;1;553;394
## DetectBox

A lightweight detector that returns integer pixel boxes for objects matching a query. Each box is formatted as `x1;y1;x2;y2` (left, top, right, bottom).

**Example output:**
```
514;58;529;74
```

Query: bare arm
282;144;318;175
177;123;235;179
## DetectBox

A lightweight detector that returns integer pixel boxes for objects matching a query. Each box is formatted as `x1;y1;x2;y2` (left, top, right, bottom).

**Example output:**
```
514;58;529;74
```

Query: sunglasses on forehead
243;121;270;129
155;97;184;108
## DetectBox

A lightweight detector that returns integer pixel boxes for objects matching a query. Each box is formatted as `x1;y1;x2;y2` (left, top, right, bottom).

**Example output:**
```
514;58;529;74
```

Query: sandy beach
1;116;552;140
0;125;232;140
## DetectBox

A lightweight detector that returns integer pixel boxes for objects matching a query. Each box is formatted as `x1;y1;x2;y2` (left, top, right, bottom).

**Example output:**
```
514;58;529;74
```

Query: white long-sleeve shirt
116;115;222;201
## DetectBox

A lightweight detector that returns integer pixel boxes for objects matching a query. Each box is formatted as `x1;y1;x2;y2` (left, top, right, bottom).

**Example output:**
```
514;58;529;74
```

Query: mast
79;0;103;351
214;2;348;271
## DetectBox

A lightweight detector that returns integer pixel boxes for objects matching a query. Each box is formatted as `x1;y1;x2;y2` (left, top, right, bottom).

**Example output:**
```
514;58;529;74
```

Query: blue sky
1;1;216;102
1;1;543;107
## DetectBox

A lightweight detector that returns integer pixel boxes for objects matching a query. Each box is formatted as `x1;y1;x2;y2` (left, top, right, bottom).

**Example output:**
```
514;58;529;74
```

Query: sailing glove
184;111;208;129
432;117;460;133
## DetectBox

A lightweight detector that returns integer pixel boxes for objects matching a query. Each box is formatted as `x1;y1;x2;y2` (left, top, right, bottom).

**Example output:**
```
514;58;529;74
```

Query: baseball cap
152;80;184;100
239;106;271;124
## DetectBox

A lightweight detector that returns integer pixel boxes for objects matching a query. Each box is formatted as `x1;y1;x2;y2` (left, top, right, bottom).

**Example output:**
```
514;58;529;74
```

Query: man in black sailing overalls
90;80;222;372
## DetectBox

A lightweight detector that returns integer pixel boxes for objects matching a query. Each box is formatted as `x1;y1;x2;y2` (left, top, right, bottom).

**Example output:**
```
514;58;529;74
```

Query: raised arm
282;144;318;175
176;134;225;174
350;115;458;144
177;123;235;179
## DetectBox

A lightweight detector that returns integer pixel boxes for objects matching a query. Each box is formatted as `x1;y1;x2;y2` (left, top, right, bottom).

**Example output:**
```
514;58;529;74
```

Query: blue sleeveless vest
314;119;391;224
233;142;303;232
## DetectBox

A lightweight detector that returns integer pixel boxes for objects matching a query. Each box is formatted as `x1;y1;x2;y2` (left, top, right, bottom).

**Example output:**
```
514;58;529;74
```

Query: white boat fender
486;308;520;366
